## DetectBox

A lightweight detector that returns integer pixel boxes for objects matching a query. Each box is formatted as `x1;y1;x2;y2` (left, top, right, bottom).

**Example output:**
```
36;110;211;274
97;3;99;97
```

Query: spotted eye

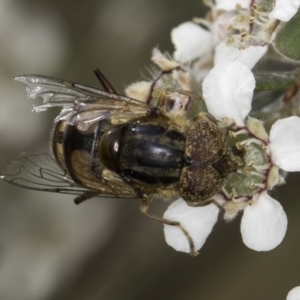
180;112;236;205
185;112;226;164
180;164;223;203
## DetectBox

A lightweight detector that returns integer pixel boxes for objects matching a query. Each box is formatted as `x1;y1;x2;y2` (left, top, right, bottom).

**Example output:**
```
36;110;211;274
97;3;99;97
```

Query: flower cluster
171;0;299;71
126;0;300;255
163;60;300;254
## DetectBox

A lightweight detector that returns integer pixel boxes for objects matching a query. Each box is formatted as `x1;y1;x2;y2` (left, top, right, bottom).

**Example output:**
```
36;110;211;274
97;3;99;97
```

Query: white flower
171;21;213;63
269;0;300;22
202;60;254;126
163;60;300;254
215;0;251;11
240;191;287;251
269;116;300;172
163;199;219;253
125;49;194;106
287;286;300;300
171;0;300;71
214;40;268;70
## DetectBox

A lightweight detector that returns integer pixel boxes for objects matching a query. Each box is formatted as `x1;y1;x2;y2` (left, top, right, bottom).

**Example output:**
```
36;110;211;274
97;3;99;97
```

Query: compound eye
179;164;223;203
185;113;226;164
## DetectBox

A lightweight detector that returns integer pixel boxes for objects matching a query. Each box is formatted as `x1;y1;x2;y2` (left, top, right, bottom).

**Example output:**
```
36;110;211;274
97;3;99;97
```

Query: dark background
0;1;300;299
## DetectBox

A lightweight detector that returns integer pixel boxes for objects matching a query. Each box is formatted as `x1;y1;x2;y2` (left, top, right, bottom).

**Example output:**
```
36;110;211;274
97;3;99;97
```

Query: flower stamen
253;163;271;171
254;183;265;188
241;138;264;147
233;129;248;136
221;186;231;198
232;196;248;203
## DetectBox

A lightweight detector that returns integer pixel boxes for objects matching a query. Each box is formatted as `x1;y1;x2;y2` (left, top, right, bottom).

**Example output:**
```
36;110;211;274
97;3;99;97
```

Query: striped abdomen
98;117;186;188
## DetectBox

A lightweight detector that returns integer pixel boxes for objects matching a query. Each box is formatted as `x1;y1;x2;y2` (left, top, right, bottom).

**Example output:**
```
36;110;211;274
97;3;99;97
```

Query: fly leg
140;199;199;256
74;191;99;205
93;68;118;94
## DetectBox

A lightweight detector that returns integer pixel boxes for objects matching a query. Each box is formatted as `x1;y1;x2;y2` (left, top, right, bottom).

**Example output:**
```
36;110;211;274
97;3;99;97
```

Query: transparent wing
14;75;153;113
14;75;163;128
1;153;93;195
1;153;138;199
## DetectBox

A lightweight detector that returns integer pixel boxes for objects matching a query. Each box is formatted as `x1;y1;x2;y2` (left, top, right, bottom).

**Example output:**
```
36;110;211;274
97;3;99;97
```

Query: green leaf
274;10;300;61
254;69;300;90
251;90;283;114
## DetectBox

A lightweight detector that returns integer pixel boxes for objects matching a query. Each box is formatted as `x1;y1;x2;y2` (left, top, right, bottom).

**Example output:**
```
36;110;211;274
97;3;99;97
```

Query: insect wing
1;153;90;195
1;153;138;199
14;75;156;125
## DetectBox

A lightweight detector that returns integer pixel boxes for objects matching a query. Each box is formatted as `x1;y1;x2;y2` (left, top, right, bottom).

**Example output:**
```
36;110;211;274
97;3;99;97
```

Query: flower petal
211;11;236;44
125;81;152;102
215;0;252;10
171;21;213;62
269;116;300;172
287;286;300;300
241;192;287;251
151;48;180;71
269;0;300;22
163;199;219;253
214;41;268;69
202;61;255;126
